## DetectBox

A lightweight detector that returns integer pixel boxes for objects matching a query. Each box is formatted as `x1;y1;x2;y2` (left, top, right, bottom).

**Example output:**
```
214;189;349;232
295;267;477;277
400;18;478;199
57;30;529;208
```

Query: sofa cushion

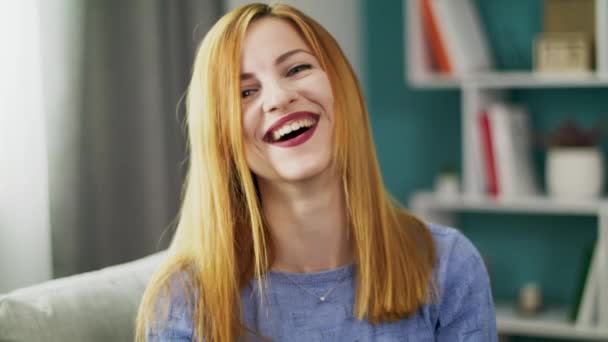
0;251;166;342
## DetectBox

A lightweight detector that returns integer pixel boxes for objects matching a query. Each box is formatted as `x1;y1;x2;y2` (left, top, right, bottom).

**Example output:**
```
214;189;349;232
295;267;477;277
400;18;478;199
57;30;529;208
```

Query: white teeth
270;117;315;142
272;130;281;141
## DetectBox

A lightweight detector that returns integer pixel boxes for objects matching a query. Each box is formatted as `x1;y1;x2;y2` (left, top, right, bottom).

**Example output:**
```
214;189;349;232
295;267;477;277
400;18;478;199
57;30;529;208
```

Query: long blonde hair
135;3;436;341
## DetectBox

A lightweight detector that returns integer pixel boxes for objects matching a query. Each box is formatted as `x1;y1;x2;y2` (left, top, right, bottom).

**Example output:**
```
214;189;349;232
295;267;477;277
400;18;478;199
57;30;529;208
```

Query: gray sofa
0;251;166;342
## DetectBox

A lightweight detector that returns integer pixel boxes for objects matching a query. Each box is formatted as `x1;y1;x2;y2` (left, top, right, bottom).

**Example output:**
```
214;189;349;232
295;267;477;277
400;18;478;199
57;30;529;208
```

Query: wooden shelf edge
409;71;608;89
410;191;608;215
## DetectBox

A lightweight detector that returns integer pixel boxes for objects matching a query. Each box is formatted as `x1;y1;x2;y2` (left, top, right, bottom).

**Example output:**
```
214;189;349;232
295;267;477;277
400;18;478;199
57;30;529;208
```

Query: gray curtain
49;0;221;277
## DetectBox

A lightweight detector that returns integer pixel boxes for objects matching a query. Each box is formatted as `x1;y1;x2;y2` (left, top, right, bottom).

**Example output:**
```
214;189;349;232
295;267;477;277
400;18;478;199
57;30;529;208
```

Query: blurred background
1;1;607;342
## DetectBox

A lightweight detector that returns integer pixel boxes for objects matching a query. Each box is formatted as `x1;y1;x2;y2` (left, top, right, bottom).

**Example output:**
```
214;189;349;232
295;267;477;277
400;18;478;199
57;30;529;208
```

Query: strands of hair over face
135;3;437;342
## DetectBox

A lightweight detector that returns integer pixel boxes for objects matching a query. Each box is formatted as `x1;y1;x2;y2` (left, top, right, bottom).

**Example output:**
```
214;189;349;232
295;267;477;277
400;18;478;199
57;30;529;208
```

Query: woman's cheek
312;73;333;99
242;109;257;142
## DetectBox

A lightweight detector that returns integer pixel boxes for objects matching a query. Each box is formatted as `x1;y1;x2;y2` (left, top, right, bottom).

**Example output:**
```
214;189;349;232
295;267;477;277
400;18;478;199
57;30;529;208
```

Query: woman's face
240;17;335;184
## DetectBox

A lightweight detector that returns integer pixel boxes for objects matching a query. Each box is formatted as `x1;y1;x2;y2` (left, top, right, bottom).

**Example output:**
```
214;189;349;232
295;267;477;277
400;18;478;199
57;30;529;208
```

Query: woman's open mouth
264;112;319;148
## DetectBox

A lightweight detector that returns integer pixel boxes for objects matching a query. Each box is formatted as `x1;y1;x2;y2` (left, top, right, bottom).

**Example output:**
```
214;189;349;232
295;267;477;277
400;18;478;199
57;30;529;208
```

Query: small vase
546;147;605;199
517;282;543;316
434;173;459;199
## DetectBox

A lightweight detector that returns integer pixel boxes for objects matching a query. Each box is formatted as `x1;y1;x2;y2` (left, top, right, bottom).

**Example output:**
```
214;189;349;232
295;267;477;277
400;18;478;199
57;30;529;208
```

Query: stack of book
476;103;539;199
420;0;494;77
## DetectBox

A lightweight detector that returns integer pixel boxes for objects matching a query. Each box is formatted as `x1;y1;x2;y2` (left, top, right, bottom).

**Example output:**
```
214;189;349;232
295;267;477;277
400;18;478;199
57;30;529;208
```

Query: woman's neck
258;173;353;273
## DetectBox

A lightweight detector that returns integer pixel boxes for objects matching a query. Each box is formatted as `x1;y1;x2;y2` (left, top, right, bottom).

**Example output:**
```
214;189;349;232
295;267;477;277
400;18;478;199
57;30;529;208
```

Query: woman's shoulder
424;222;497;339
424;222;491;302
425;223;485;275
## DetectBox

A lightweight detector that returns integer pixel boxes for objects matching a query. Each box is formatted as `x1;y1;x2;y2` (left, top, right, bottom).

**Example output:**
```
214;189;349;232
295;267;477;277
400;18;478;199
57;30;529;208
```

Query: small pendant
319;296;326;302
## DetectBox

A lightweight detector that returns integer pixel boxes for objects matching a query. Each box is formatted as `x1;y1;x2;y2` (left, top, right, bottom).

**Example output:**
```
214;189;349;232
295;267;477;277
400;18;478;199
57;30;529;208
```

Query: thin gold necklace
279;266;349;302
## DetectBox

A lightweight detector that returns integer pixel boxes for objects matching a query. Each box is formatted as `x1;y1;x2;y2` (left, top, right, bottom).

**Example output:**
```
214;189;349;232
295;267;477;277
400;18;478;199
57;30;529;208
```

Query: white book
596;0;608;76
464;110;487;196
576;242;599;327
431;0;494;76
487;103;539;198
508;106;539;196
407;0;433;82
597;240;608;327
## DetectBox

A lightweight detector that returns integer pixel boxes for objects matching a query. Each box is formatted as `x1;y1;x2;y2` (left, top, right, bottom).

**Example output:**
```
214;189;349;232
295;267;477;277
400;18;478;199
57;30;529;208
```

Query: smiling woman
135;3;498;342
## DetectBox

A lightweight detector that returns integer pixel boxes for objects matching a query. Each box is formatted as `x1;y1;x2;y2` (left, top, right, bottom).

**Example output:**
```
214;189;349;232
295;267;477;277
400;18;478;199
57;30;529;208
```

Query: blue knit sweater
147;224;498;341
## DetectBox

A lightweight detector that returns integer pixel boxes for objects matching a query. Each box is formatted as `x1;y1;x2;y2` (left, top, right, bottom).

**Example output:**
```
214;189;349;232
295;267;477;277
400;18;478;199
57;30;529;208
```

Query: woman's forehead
241;17;312;71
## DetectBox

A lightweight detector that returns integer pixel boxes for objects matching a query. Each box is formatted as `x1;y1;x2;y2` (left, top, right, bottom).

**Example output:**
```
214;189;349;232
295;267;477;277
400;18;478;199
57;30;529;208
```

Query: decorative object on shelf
538;119;606;199
433;165;459;198
534;32;592;75
534;32;592;74
517;282;543;316
543;0;596;42
537;0;596;75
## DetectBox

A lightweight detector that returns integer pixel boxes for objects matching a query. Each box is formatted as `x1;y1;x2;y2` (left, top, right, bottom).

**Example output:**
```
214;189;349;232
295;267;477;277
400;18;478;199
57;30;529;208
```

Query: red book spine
479;111;499;196
421;0;452;74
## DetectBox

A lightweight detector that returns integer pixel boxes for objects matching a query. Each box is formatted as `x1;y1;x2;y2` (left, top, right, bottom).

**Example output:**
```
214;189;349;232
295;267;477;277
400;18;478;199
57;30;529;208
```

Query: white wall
39;0;84;279
225;0;365;82
0;1;53;293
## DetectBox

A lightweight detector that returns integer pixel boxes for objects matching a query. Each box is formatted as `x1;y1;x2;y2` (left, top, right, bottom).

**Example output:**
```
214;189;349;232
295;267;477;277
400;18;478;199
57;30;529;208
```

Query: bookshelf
411;191;608;340
404;0;608;340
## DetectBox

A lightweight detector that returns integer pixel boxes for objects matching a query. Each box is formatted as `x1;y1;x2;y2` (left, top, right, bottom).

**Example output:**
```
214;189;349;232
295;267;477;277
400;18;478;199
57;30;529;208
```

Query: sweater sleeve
434;230;498;342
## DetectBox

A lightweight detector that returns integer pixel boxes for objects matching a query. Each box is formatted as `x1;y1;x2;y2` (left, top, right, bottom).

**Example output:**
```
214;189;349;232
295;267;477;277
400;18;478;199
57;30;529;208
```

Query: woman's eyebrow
274;48;312;65
240;49;313;80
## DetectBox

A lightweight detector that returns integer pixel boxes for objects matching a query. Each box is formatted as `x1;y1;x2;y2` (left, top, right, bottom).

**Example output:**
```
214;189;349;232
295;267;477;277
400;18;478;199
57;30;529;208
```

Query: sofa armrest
0;251;166;342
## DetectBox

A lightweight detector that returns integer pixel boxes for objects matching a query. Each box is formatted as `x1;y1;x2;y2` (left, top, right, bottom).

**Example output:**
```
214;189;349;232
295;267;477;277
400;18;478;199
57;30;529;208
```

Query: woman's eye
241;89;257;98
287;64;312;77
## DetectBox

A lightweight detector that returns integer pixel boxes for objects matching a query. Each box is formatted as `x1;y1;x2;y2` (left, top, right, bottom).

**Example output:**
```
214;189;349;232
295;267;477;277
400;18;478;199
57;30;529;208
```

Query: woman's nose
262;80;297;113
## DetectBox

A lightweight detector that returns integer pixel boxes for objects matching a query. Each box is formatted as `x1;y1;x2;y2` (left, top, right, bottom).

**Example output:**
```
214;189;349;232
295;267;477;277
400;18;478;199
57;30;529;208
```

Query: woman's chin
274;159;333;183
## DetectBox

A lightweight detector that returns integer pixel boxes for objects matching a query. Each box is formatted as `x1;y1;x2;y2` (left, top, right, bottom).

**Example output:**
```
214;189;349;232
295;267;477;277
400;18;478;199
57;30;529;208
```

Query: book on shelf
467;108;488;196
420;0;452;74
478;103;539;198
427;0;494;76
575;241;601;327
597;0;608;75
570;243;596;323
479;111;499;197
